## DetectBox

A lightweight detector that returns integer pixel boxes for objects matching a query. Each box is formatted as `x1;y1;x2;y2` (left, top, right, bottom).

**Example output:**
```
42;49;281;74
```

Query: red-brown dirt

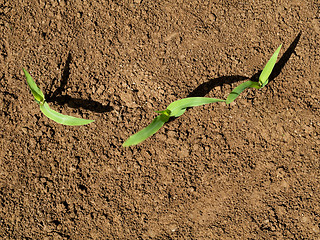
1;0;320;239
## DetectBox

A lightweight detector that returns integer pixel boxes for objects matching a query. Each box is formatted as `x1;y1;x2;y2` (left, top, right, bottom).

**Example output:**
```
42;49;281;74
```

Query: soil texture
1;0;320;239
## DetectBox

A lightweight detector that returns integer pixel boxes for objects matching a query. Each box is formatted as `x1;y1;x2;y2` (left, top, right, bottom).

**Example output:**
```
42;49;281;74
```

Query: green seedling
226;44;282;104
23;68;94;126
123;97;225;147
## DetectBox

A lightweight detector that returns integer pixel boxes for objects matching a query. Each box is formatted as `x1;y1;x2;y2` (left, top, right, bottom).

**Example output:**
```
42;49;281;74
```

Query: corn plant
123;97;225;147
23;68;94;125
226;44;282;104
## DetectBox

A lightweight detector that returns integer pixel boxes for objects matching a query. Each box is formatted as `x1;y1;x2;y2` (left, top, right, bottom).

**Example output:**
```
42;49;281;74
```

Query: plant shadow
167;31;301;123
187;75;248;97
187;31;301;98
269;31;301;83
46;53;113;113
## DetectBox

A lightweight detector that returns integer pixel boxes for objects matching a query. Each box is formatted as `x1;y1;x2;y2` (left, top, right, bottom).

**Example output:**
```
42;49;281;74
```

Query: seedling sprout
123;97;225;147
23;68;94;126
23;43;285;145
226;44;282;104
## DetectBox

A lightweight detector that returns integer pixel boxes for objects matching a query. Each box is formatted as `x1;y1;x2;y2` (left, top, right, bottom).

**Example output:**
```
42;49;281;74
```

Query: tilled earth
1;0;320;239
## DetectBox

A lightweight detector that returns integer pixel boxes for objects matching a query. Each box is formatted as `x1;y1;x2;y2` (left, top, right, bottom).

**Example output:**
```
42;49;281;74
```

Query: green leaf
123;113;169;147
167;97;225;117
23;68;45;104
226;80;258;104
226;44;282;104
259;44;282;87
123;97;225;147
40;102;94;126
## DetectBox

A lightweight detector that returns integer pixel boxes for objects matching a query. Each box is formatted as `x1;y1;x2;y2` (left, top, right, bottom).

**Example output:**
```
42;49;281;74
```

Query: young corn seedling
226;44;282;104
23;68;94;125
123;97;225;147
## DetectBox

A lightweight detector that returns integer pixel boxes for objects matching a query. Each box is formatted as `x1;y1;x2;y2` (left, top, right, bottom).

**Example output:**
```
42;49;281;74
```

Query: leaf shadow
187;75;248;97
46;53;113;113
187;31;301;98
167;32;301;123
188;31;301;99
269;31;302;83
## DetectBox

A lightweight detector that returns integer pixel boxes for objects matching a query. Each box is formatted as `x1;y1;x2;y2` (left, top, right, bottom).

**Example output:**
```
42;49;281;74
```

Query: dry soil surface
1;0;320;239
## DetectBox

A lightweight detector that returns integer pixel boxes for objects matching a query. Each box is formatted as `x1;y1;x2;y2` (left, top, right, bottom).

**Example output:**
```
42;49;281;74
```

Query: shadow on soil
188;31;301;97
46;32;300;115
46;53;113;113
269;31;301;83
167;31;301;123
187;75;248;97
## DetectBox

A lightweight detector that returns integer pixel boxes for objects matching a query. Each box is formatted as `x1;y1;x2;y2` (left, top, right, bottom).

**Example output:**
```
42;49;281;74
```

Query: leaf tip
22;68;29;77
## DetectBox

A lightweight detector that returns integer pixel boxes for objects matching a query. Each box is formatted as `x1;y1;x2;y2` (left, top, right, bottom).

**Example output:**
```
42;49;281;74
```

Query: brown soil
1;0;320;239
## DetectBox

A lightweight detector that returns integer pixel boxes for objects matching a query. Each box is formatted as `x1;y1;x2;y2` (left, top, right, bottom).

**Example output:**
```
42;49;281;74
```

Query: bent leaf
23;68;45;103
123;113;169;147
226;81;258;104
259;44;282;87
167;97;225;117
226;44;282;104
40;102;94;126
123;97;225;147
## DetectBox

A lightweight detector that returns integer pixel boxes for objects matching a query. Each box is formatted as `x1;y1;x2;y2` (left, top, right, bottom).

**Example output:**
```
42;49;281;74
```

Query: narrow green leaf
40;102;94;126
226;80;259;104
173;108;187;117
23;68;45;103
123;97;225;146
123;114;169;147
167;97;225;117
259;44;282;87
